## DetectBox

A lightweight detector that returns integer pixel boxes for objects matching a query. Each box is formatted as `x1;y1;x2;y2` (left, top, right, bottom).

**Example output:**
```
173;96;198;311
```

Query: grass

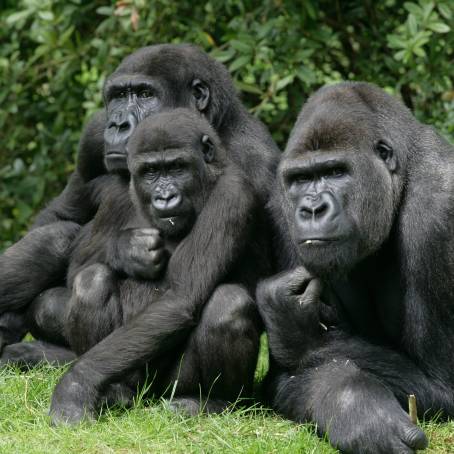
0;337;453;453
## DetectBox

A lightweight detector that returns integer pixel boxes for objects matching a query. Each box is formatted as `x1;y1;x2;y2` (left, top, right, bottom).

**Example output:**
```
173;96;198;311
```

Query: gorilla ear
375;140;397;172
201;134;215;163
192;79;210;112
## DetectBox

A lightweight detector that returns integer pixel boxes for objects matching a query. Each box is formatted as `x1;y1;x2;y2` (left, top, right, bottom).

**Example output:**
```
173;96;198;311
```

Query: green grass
0;338;453;453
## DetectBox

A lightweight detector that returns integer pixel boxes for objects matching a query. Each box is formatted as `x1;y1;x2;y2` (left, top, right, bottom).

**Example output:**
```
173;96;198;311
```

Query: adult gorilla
0;44;279;347
257;82;454;453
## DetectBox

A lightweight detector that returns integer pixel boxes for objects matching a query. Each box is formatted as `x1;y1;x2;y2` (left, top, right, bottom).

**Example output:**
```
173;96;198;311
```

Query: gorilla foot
103;382;136;408
166;396;230;416
49;369;98;426
0;341;76;369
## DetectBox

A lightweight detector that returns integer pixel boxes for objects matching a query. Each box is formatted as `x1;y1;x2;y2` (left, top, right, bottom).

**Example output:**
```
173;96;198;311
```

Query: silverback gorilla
39;109;260;422
257;82;454;453
0;44;278;352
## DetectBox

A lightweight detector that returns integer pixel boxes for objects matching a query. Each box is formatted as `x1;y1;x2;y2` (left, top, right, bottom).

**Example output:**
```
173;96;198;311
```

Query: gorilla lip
300;239;336;245
106;151;126;158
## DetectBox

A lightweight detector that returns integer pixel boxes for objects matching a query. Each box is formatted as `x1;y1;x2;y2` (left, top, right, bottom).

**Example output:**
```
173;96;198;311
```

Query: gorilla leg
0;340;76;368
162;284;260;413
0;311;29;353
66;263;122;356
27;287;72;346
0;288;75;368
0;221;80;313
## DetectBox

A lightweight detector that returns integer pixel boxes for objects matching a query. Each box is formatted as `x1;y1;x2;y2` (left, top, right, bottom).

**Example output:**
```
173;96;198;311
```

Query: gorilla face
278;84;405;276
128;109;222;239
102;45;214;173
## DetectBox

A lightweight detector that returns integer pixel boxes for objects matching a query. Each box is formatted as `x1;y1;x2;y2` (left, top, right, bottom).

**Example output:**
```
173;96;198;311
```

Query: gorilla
0;44;278;349
257;82;454;453
4;109;264;423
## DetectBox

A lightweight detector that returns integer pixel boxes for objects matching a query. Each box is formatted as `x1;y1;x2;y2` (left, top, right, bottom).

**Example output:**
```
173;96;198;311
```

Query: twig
408;394;417;424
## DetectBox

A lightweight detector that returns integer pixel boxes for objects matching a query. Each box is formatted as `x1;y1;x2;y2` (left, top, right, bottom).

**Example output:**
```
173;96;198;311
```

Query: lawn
0;337;453;454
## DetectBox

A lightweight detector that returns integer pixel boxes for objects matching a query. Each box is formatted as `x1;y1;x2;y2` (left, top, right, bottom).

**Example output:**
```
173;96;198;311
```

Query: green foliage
1;0;453;250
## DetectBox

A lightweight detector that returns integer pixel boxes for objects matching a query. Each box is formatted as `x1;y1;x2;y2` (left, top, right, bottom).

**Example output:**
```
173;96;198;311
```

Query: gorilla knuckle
403;425;428;450
73;264;112;303
205;285;254;336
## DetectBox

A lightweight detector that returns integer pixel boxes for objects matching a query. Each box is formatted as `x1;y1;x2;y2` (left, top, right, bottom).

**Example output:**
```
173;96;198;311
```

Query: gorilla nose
105;112;137;145
152;190;182;211
299;195;330;218
297;193;338;227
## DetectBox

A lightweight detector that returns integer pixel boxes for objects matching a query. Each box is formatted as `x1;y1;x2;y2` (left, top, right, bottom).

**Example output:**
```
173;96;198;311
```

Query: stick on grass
408;394;417;424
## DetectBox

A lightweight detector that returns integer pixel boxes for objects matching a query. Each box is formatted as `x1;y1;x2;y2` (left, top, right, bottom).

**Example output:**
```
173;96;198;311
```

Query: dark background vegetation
1;0;453;250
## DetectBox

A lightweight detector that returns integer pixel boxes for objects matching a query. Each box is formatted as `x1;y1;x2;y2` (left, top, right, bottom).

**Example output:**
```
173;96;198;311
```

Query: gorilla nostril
299;206;313;219
118;121;130;133
313;202;328;215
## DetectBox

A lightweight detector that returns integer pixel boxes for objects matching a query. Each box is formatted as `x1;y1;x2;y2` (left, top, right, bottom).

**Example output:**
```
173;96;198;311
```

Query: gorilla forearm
169;167;257;302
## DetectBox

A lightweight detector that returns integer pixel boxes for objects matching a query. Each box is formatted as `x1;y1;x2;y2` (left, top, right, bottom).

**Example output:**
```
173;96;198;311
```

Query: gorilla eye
138;89;154;98
116;89;128;99
328;167;345;178
375;141;393;161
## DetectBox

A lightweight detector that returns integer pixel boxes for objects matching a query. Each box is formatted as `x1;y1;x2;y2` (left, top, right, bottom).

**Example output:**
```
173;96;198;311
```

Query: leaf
235;81;263;95
404;2;423;16
96;6;113;16
229;55;250;72
210;48;235;63
438;3;453;20
230;40;252;54
413;46;426;58
428;22;450;33
394;49;407;61
408;14;418;34
276;75;295;91
38;11;54;21
422;1;435;21
387;34;407;49
6;10;32;25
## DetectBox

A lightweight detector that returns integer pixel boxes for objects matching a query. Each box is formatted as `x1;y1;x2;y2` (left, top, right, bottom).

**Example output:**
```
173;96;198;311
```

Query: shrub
1;0;453;249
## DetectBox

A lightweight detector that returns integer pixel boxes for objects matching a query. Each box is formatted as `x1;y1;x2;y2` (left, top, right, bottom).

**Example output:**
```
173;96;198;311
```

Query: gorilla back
258;82;454;453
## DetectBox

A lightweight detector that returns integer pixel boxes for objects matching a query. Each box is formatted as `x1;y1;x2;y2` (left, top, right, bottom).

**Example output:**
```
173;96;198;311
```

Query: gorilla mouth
106;150;126;158
299;238;340;245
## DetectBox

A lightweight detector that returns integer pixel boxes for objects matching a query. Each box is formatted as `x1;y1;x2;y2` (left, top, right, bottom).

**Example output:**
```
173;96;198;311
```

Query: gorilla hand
311;363;428;454
116;228;168;280
256;266;325;368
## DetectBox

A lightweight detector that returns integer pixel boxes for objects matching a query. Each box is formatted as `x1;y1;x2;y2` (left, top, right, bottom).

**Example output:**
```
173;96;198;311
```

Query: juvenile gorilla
257;82;454;453
38;109;262;422
0;44;278;351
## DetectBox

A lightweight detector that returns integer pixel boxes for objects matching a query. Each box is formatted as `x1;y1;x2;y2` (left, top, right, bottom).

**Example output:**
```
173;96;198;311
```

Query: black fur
257;82;454;453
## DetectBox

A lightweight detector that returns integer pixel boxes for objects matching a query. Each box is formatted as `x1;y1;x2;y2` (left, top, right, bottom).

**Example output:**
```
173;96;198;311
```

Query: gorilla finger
149;249;168;262
134;233;163;250
289;268;322;300
400;423;428;451
275;266;314;295
135;228;160;237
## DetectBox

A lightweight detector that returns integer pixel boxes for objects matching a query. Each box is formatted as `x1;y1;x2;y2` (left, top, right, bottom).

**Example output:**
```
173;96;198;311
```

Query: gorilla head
127;108;225;239
276;82;419;276
102;44;235;173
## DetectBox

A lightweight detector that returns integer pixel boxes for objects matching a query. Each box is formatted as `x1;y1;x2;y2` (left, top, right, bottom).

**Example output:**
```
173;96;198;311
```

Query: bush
1;0;453;250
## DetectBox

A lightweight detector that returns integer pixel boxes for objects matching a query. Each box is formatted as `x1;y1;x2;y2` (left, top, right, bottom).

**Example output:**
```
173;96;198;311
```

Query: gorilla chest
328;257;404;345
